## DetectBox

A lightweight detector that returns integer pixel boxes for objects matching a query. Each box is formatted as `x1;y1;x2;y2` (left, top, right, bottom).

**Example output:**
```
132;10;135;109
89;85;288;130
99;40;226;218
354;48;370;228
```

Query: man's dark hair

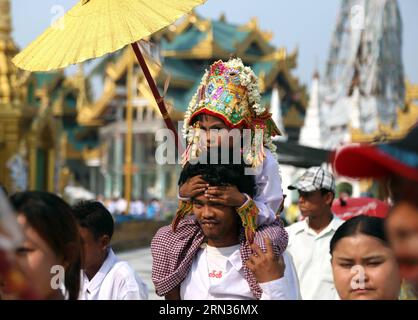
179;160;256;198
72;200;114;239
320;188;334;196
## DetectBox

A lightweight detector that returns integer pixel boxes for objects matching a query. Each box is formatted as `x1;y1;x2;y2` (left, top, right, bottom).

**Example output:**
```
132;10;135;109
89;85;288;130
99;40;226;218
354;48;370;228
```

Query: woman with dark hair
330;215;401;300
8;191;81;300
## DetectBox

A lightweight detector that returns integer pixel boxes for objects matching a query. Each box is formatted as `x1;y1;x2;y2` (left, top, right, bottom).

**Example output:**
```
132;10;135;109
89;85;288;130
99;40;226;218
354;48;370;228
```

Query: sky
10;0;418;87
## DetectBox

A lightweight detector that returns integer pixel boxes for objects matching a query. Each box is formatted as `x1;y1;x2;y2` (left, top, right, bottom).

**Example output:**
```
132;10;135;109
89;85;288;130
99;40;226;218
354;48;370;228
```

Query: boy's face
78;226;109;271
386;201;418;288
192;191;240;247
198;114;240;149
297;190;333;218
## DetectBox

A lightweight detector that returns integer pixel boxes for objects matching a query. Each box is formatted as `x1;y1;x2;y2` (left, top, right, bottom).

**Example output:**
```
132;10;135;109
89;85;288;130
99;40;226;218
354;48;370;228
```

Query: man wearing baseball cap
334;123;418;299
285;167;343;300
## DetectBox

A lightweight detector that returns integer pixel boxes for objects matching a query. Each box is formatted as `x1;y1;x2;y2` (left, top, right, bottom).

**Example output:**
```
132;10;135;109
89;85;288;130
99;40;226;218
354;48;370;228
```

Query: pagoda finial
246;17;258;30
313;55;320;79
0;0;20;104
0;0;12;41
261;30;273;42
189;10;197;23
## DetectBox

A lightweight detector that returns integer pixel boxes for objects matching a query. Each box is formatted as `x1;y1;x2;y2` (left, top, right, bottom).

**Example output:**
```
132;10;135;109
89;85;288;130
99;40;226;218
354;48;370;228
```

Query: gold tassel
236;198;259;244
181;143;192;167
181;121;202;167
172;200;193;232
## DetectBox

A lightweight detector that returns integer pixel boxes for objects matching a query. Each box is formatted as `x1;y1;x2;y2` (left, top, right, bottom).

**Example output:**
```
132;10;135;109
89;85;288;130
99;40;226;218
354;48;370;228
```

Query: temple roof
161;13;275;60
162;18;255;54
76;13;308;141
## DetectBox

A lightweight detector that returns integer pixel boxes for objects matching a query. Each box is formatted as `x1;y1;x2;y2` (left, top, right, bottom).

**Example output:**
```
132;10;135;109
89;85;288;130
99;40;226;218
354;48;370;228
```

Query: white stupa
299;71;323;148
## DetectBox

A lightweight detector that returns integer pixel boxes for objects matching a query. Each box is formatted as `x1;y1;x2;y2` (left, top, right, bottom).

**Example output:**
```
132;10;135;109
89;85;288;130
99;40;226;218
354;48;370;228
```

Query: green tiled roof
166;88;189;112
27;72;62;108
32;72;61;89
64;94;77;109
165;79;201;112
156;15;304;127
162;17;250;54
163;58;202;82
162;25;206;52
64;122;98;151
211;20;248;52
252;60;275;76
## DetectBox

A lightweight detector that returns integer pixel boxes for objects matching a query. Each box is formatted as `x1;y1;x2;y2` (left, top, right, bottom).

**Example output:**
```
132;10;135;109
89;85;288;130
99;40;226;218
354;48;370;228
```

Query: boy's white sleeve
254;149;283;226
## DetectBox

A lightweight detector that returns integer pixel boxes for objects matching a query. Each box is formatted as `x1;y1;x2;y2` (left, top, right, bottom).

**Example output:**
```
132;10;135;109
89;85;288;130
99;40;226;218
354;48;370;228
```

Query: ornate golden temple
0;0;94;195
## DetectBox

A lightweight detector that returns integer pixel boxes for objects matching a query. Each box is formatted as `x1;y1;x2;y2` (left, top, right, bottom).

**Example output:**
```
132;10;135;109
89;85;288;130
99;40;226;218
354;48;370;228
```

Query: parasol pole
124;57;134;215
130;42;183;154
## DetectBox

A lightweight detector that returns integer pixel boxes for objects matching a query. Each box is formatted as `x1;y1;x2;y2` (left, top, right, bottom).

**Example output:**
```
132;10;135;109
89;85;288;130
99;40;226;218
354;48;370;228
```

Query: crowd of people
0;58;417;300
96;196;164;221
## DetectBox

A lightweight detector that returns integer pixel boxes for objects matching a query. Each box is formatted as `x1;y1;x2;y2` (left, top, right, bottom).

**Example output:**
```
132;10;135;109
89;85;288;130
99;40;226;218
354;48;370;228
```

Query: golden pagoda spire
0;0;12;40
0;0;20;104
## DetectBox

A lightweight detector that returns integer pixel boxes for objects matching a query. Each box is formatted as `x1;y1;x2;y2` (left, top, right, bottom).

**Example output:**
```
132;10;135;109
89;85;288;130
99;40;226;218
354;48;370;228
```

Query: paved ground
117;247;163;300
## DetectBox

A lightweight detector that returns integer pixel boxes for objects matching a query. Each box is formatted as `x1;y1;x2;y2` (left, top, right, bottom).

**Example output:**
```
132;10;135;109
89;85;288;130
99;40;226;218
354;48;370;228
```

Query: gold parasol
12;0;207;150
12;0;207;213
12;0;206;71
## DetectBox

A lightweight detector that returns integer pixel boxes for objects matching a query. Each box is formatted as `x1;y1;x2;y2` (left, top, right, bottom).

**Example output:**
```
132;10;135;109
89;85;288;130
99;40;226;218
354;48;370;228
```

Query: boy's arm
178;175;208;201
253;199;280;226
253;152;284;226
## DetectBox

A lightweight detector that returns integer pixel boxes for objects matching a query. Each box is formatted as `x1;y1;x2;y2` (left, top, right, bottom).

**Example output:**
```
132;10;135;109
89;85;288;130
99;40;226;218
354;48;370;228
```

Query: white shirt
286;215;344;300
79;248;148;300
131;200;145;216
180;243;300;300
115;198;127;214
107;201;116;214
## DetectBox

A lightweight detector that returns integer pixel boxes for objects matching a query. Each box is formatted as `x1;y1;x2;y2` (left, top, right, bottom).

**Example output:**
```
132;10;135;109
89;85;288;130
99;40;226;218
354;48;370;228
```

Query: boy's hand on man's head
245;237;285;283
204;185;247;207
179;175;209;198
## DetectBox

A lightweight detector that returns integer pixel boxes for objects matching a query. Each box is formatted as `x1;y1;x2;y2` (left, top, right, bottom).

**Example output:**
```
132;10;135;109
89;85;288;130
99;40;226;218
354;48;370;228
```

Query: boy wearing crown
177;58;284;242
150;59;297;300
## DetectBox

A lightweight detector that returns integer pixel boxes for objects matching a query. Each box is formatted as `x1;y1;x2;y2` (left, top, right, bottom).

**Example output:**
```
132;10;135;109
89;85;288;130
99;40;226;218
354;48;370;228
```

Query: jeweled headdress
182;58;281;167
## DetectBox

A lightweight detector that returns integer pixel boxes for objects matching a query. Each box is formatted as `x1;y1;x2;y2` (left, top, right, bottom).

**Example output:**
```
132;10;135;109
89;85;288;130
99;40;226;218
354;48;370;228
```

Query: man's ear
100;235;111;250
325;192;334;206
